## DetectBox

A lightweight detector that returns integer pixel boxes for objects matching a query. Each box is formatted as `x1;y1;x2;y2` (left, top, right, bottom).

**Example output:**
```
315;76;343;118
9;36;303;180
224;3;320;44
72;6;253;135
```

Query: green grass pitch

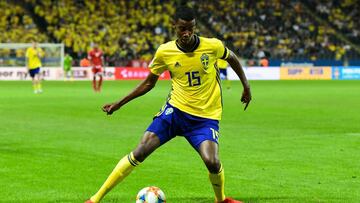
0;80;359;203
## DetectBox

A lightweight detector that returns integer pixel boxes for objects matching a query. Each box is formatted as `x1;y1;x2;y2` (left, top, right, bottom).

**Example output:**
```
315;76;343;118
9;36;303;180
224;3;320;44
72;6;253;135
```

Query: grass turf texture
0;80;359;203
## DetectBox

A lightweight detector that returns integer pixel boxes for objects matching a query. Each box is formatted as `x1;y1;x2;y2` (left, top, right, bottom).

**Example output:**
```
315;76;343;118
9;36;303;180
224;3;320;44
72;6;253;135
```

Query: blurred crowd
195;0;358;64
0;0;359;66
29;0;174;66
309;0;359;43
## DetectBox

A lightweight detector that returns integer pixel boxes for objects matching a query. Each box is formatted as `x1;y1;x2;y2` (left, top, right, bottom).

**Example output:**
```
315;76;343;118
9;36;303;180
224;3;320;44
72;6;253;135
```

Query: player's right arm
102;73;159;115
37;48;45;58
103;45;166;115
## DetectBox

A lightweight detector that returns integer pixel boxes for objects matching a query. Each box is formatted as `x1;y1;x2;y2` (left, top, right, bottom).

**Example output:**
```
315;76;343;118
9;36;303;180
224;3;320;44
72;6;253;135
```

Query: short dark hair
174;6;195;21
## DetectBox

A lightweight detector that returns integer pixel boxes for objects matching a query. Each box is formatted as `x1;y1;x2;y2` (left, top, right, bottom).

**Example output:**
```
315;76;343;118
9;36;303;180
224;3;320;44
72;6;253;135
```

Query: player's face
174;19;196;45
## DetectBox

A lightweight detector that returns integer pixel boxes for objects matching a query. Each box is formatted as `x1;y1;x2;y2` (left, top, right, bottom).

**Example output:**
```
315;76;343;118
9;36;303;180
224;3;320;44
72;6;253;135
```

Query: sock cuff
210;163;223;175
128;152;141;166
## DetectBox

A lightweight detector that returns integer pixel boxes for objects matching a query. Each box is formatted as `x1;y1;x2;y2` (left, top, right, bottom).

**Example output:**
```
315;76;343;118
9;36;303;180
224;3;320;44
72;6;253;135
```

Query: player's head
173;5;196;45
31;40;37;48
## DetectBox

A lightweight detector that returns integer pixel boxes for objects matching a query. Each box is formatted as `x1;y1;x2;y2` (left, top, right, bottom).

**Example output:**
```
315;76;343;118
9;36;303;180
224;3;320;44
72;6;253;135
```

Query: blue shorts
220;68;227;80
29;68;40;78
146;103;220;150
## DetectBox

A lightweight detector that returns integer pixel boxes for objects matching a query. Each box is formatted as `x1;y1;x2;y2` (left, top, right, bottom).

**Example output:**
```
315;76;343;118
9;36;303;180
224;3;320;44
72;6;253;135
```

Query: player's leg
31;77;37;93
198;141;242;203
87;104;175;203
97;67;103;92
29;69;36;93
30;68;41;93
92;75;97;91
63;70;66;81
64;69;69;81
220;69;230;89
31;76;37;93
35;70;42;93
88;131;161;203
198;140;225;202
70;69;74;81
98;74;103;92
92;67;97;91
181;115;225;202
184;119;227;202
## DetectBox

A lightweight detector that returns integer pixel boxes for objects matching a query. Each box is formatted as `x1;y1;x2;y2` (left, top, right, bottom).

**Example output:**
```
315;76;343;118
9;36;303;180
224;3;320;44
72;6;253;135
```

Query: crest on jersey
200;53;209;69
174;62;181;68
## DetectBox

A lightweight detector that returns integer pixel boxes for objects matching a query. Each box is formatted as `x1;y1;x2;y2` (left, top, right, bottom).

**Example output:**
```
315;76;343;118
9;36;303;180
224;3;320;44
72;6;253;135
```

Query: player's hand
102;102;120;115
241;87;252;111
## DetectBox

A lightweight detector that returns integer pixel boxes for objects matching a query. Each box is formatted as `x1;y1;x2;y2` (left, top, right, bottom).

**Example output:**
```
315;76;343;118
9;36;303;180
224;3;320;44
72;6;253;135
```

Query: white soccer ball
136;186;166;203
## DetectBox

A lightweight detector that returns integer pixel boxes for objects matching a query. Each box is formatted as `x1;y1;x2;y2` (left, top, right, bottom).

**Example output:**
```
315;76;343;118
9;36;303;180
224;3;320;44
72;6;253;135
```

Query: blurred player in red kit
88;44;104;92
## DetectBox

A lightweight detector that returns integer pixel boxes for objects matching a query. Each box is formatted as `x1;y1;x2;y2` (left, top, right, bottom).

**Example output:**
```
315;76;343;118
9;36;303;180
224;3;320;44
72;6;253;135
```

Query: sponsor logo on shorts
165;107;173;115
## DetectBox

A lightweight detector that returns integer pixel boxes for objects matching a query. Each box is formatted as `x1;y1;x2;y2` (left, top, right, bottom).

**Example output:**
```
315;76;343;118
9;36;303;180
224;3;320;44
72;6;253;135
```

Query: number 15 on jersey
185;71;201;87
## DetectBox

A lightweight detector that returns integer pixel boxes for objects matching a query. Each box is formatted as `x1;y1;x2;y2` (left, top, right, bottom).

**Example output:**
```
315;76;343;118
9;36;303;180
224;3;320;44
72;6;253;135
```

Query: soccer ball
136;186;166;203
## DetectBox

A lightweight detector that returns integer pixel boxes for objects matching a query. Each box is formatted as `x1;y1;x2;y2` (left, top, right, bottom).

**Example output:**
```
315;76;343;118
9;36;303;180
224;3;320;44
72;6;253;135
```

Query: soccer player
25;41;44;94
85;6;251;203
88;44;104;92
63;53;73;81
217;58;231;89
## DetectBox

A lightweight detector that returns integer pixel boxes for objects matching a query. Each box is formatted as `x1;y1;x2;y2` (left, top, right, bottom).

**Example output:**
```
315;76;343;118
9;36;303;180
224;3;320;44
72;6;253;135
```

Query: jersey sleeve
149;46;167;75
25;48;30;58
214;39;230;60
38;48;45;57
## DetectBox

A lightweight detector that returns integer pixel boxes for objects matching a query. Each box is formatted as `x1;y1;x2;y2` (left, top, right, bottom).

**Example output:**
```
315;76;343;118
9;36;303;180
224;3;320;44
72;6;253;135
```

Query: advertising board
280;67;332;80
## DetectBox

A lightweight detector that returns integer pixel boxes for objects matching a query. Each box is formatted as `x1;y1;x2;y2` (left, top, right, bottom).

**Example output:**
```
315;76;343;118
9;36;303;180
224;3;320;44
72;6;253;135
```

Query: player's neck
176;35;197;52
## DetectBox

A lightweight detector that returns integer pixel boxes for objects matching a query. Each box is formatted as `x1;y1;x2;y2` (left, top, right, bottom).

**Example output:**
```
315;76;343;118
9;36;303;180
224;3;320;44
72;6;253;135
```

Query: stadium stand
195;0;359;63
1;0;359;66
0;1;49;64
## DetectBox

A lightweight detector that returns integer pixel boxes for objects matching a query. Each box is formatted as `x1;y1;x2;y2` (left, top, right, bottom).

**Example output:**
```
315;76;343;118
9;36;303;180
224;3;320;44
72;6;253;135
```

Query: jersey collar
176;35;200;53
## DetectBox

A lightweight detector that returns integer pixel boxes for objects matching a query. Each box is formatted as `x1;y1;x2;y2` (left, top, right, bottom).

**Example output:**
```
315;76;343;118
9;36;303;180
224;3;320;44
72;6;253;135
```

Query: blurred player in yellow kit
217;59;231;89
25;41;44;93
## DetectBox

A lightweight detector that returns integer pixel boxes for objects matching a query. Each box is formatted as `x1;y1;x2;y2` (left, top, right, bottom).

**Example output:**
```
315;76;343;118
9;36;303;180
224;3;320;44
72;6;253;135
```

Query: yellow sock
33;84;37;91
90;152;140;203
209;164;225;202
37;83;42;91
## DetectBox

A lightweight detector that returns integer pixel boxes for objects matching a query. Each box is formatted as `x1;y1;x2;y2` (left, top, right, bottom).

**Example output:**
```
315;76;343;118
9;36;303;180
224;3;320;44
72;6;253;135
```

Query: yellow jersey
149;36;230;120
25;47;44;69
217;59;228;69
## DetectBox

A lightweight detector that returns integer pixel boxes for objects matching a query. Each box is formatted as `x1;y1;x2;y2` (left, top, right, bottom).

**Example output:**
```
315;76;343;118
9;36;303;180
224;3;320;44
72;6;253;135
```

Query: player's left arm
38;48;45;58
226;50;252;110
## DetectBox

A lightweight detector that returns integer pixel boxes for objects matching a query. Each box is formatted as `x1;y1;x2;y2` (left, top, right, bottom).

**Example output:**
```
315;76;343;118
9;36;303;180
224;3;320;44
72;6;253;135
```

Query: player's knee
203;156;221;173
133;132;160;162
132;149;146;162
